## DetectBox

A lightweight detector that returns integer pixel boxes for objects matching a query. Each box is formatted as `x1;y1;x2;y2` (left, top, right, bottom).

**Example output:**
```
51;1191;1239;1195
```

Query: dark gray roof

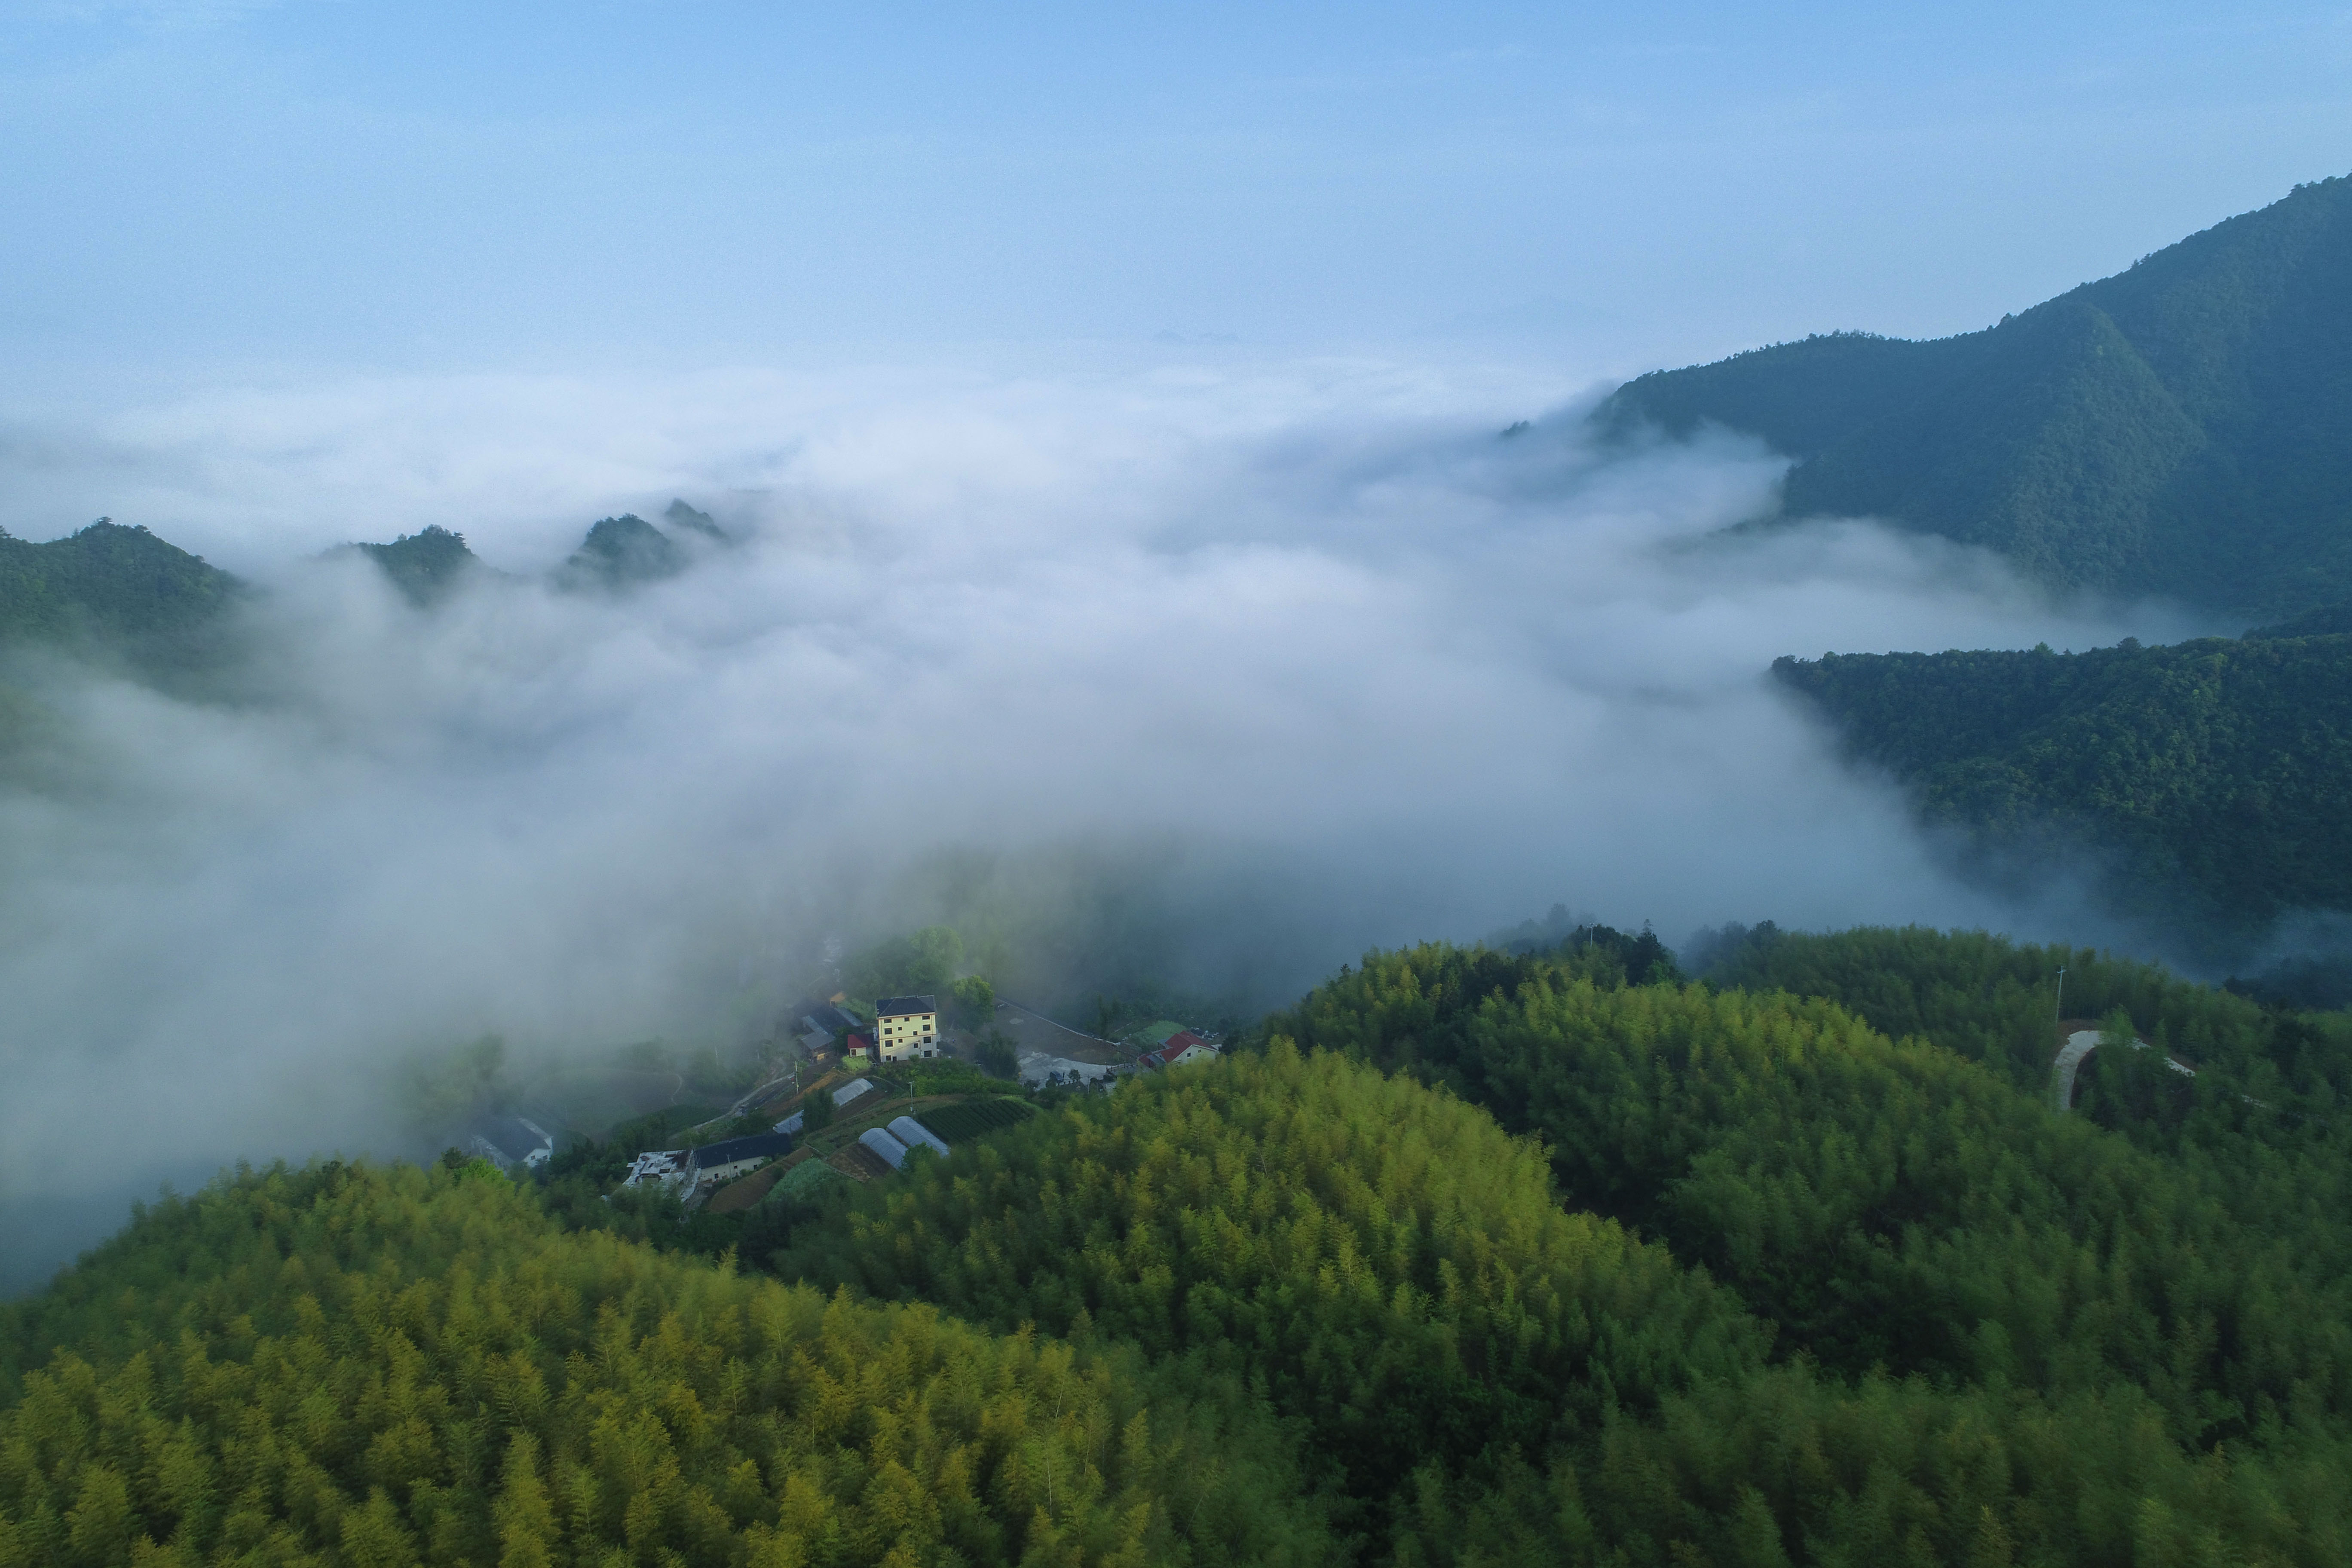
875;995;938;1017
470;1116;552;1163
686;1131;794;1169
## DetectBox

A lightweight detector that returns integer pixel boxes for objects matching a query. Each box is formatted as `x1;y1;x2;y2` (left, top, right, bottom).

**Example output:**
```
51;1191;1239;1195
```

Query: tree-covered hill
0;1160;1332;1568
560;514;688;590
0;520;245;678
1770;631;2352;942
1592;175;2352;615
340;525;485;606
781;983;2352;1565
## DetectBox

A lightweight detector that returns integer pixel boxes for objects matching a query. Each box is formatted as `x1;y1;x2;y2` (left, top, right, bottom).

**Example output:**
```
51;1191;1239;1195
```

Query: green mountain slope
1772;632;2352;938
0;1161;1332;1567
1593;175;2352;613
0;520;245;676
1269;944;2352;1435
784;963;2352;1564
782;1043;1769;1550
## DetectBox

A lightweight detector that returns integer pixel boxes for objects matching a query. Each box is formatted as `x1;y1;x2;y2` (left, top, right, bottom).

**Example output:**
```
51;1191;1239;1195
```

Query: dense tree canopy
0;521;245;680
1269;945;2352;1446
0;1160;1332;1568
1772;631;2352;946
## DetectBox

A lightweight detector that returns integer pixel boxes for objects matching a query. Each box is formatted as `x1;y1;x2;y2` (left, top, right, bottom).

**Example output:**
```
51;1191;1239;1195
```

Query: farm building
1142;1032;1218;1070
469;1115;556;1171
683;1130;795;1189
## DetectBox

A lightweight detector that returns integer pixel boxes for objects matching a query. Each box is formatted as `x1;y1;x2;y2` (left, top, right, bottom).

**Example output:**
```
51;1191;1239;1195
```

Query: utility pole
2055;966;2067;1025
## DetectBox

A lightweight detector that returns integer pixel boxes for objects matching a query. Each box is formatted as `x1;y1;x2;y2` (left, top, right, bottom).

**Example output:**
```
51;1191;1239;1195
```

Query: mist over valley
4;356;2232;1287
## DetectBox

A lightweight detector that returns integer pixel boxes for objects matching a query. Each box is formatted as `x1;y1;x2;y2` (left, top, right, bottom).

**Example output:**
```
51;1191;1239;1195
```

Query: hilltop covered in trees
0;521;245;682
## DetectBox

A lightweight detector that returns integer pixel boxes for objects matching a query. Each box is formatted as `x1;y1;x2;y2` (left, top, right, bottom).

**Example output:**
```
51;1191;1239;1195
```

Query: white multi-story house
873;995;941;1061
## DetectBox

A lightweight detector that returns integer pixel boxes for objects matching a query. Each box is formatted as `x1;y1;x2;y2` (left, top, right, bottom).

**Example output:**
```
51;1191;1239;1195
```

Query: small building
1141;1032;1218;1070
682;1130;795;1189
858;1127;910;1170
874;995;941;1061
845;1032;873;1061
470;1115;556;1171
888;1115;951;1159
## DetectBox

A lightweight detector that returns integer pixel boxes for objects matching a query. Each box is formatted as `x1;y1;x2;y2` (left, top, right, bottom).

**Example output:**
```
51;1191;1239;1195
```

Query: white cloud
0;352;2212;1284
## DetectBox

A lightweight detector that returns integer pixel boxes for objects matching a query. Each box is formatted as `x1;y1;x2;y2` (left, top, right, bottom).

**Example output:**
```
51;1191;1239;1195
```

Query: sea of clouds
0;352;2215;1286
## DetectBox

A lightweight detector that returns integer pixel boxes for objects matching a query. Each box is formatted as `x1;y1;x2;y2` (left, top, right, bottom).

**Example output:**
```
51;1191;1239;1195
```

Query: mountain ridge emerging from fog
1594;175;2352;616
0;519;246;680
337;524;486;606
0;500;730;674
1773;628;2352;950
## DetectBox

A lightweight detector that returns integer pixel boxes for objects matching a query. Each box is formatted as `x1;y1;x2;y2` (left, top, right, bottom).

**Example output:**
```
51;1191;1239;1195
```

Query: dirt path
2053;1019;2196;1111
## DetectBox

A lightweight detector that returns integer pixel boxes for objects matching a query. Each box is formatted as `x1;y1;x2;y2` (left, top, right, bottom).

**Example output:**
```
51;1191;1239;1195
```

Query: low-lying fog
0;354;2212;1288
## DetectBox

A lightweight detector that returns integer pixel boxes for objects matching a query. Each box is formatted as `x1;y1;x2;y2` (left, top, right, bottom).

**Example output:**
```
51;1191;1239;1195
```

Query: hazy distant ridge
1596;175;2352;615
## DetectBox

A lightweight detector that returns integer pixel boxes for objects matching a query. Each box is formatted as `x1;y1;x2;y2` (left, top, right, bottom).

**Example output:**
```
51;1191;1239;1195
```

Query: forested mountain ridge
336;525;485;606
0;520;245;678
0;500;726;673
1592;175;2352;614
1771;630;2352;942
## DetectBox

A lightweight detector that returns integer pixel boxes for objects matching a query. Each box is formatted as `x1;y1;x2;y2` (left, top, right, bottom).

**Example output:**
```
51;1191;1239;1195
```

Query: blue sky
4;2;2348;379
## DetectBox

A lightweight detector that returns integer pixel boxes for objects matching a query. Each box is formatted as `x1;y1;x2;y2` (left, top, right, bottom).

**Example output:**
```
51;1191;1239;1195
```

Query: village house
873;995;942;1061
469;1115;556;1171
1141;1030;1219;1070
681;1130;794;1190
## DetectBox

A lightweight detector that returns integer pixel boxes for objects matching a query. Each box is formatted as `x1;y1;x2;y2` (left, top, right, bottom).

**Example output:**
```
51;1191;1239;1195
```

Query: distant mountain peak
663;498;726;541
562;513;687;590
340;524;483;607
